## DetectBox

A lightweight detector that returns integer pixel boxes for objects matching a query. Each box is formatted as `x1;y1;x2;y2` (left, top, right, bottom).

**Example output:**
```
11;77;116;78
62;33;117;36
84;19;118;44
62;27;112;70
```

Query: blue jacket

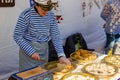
13;6;65;57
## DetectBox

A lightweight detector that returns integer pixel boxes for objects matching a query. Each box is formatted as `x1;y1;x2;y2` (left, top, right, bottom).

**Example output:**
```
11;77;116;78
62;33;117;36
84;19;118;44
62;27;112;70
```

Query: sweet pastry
44;61;76;74
57;63;74;73
83;63;118;77
63;75;94;80
61;73;96;80
104;55;120;68
71;49;97;64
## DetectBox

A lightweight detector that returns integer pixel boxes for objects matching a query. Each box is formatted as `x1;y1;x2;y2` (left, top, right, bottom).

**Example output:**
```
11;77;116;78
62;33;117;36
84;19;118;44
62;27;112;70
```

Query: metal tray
82;62;118;78
44;61;77;74
70;49;97;64
103;54;120;68
60;72;98;80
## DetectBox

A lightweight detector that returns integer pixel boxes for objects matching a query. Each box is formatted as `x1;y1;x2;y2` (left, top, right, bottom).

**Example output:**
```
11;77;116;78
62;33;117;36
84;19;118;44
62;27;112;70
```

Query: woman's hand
103;23;107;28
59;56;71;65
31;52;41;61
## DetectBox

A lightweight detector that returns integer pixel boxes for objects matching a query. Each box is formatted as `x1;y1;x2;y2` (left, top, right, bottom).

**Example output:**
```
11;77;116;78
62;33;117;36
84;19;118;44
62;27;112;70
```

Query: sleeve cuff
27;50;36;56
58;53;66;58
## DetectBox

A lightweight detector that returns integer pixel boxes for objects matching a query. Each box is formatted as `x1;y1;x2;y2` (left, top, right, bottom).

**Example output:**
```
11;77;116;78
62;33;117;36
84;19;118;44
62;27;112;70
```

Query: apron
19;41;48;71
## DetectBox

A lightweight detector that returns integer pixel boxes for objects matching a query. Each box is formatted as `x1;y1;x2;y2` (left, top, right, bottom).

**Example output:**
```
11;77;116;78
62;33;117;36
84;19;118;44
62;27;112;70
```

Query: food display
70;49;97;64
83;63;118;77
44;61;77;74
44;53;120;80
104;55;120;68
61;73;97;80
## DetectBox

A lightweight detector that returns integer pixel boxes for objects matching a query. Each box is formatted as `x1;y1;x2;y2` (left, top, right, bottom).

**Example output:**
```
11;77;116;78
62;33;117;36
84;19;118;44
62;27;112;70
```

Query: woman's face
35;5;48;16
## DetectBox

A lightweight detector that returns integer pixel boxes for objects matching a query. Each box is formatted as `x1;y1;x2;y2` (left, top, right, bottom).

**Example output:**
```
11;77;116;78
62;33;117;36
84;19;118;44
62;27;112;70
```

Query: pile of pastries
61;73;96;80
51;63;77;80
44;61;76;74
104;55;120;68
56;63;75;73
83;63;117;76
62;75;95;80
70;49;97;64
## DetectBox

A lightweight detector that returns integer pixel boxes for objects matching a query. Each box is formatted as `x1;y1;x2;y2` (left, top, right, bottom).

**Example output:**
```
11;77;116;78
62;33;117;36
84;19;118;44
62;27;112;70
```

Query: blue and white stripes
14;7;65;57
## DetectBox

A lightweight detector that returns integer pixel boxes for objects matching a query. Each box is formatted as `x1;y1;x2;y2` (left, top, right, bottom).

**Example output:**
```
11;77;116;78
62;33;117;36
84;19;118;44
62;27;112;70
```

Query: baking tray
103;54;120;68
60;72;98;80
44;61;77;74
82;62;118;78
70;49;97;64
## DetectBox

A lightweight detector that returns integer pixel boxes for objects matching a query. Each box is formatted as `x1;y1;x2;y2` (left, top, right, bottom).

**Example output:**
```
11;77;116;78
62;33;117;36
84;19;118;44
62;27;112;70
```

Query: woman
13;0;71;71
101;0;120;54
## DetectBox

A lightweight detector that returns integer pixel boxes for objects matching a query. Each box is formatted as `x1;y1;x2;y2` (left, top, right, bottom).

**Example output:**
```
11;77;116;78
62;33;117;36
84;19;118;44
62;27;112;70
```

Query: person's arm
49;12;65;57
49;12;71;65
13;14;36;57
100;3;110;21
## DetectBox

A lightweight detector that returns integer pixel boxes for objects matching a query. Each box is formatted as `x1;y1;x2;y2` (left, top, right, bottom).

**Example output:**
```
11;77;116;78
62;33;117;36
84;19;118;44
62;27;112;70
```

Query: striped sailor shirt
101;0;120;34
13;6;65;57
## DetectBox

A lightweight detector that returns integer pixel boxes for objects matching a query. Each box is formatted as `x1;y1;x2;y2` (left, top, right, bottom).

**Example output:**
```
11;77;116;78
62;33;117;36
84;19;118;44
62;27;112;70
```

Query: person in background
100;0;120;54
13;0;71;71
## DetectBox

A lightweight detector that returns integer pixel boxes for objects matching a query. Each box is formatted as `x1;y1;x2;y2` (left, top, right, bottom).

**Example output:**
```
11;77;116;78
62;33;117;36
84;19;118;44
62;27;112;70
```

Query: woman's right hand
59;56;71;65
31;52;41;61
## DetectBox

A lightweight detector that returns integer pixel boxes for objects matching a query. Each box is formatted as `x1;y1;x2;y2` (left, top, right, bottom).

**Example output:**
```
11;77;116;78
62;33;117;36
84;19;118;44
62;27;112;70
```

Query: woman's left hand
59;56;71;65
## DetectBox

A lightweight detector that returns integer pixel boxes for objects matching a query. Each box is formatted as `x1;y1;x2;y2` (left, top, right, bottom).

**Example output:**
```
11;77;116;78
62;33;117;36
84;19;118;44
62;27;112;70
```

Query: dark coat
48;33;94;62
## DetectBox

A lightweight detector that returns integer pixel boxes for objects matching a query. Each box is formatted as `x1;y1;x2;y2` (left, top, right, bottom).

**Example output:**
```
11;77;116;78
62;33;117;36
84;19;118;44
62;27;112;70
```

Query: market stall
0;0;106;79
10;49;120;80
51;50;120;80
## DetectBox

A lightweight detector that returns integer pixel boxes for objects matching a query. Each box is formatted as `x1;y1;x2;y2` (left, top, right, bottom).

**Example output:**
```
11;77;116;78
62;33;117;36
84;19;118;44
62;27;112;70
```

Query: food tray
60;72;98;80
103;54;120;68
82;62;118;78
70;49;97;64
44;61;77;74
